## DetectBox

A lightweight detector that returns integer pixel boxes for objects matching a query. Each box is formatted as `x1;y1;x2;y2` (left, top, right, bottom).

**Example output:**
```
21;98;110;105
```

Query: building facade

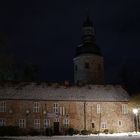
0;83;134;133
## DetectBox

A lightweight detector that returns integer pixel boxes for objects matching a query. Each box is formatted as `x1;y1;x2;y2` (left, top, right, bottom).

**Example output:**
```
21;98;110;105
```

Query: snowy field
0;136;140;140
1;133;140;140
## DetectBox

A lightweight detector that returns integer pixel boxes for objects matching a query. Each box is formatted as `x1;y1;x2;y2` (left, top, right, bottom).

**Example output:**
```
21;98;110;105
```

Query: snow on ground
1;132;140;140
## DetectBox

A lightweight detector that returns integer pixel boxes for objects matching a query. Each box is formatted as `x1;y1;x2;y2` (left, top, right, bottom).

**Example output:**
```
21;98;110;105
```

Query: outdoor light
133;108;138;133
9;109;13;114
26;110;30;115
133;108;138;115
43;110;46;115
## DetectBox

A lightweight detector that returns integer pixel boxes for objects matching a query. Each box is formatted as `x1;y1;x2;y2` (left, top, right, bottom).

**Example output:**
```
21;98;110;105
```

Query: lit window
122;104;128;114
19;119;26;128
0;119;5;126
60;106;65;116
0;101;6;112
63;118;69;128
97;104;101;114
44;119;50;128
101;122;107;129
33;102;40;113
53;103;59;113
34;119;40;129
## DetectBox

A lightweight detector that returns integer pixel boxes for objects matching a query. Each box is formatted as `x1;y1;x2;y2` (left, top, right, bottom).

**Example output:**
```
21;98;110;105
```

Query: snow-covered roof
0;82;129;102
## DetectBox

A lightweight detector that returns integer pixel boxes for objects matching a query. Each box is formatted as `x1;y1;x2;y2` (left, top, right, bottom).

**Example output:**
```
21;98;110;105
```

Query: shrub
109;130;114;134
45;128;53;136
74;129;80;135
67;128;74;136
103;129;109;134
0;126;22;136
28;129;41;136
81;129;90;135
93;130;100;135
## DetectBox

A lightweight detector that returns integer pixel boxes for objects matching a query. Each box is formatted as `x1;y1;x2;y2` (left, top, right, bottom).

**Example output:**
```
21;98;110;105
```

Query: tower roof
75;16;102;57
75;44;102;56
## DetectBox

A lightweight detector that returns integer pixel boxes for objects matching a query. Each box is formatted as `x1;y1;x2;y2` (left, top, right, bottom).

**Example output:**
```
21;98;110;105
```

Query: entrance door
53;122;59;135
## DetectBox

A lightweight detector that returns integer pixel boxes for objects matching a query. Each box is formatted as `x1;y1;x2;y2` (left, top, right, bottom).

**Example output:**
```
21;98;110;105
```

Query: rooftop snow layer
0;82;129;101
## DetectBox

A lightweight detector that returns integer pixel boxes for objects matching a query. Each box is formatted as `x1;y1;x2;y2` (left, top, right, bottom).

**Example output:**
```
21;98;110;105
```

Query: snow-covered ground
1;132;140;140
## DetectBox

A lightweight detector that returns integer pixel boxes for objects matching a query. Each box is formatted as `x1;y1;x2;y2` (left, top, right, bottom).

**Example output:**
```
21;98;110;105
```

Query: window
101;122;107;129
118;121;122;126
91;123;95;128
33;102;39;113
53;103;59;113
60;106;65;116
44;119;50;128
34;119;40;129
97;104;101;114
75;65;78;71
0;119;5;126
19;119;26;128
54;118;59;122
85;62;90;69
122;104;128;114
0;101;6;112
63;118;69;128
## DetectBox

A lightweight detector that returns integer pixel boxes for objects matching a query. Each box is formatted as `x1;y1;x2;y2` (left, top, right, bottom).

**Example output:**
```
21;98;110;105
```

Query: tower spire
73;17;104;85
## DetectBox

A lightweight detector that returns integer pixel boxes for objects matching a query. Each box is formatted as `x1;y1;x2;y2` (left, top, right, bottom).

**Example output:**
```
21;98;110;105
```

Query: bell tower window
85;62;90;69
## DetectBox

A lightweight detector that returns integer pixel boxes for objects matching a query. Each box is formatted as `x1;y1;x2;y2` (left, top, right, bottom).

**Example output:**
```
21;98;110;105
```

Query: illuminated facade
0;83;134;133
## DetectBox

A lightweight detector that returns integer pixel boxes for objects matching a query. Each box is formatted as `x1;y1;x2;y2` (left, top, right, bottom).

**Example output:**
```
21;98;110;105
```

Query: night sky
0;0;140;93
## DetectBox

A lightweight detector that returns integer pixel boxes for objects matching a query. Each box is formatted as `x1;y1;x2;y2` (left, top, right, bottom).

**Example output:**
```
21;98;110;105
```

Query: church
0;17;134;134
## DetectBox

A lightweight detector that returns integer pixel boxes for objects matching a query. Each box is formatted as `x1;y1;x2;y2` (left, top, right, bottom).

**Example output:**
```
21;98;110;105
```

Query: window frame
101;122;107;129
53;103;59;113
122;104;128;114
44;119;50;128
0;118;5;126
63;117;69;128
19;119;26;128
0;101;6;112
33;102;40;113
97;104;101;114
34;119;40;129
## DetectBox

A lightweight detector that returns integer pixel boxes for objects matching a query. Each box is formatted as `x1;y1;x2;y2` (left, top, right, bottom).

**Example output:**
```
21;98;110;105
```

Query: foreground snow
1;132;140;140
90;131;140;136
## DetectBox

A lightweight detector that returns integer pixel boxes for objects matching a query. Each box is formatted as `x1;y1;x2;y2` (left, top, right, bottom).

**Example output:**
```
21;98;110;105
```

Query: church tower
73;16;104;85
